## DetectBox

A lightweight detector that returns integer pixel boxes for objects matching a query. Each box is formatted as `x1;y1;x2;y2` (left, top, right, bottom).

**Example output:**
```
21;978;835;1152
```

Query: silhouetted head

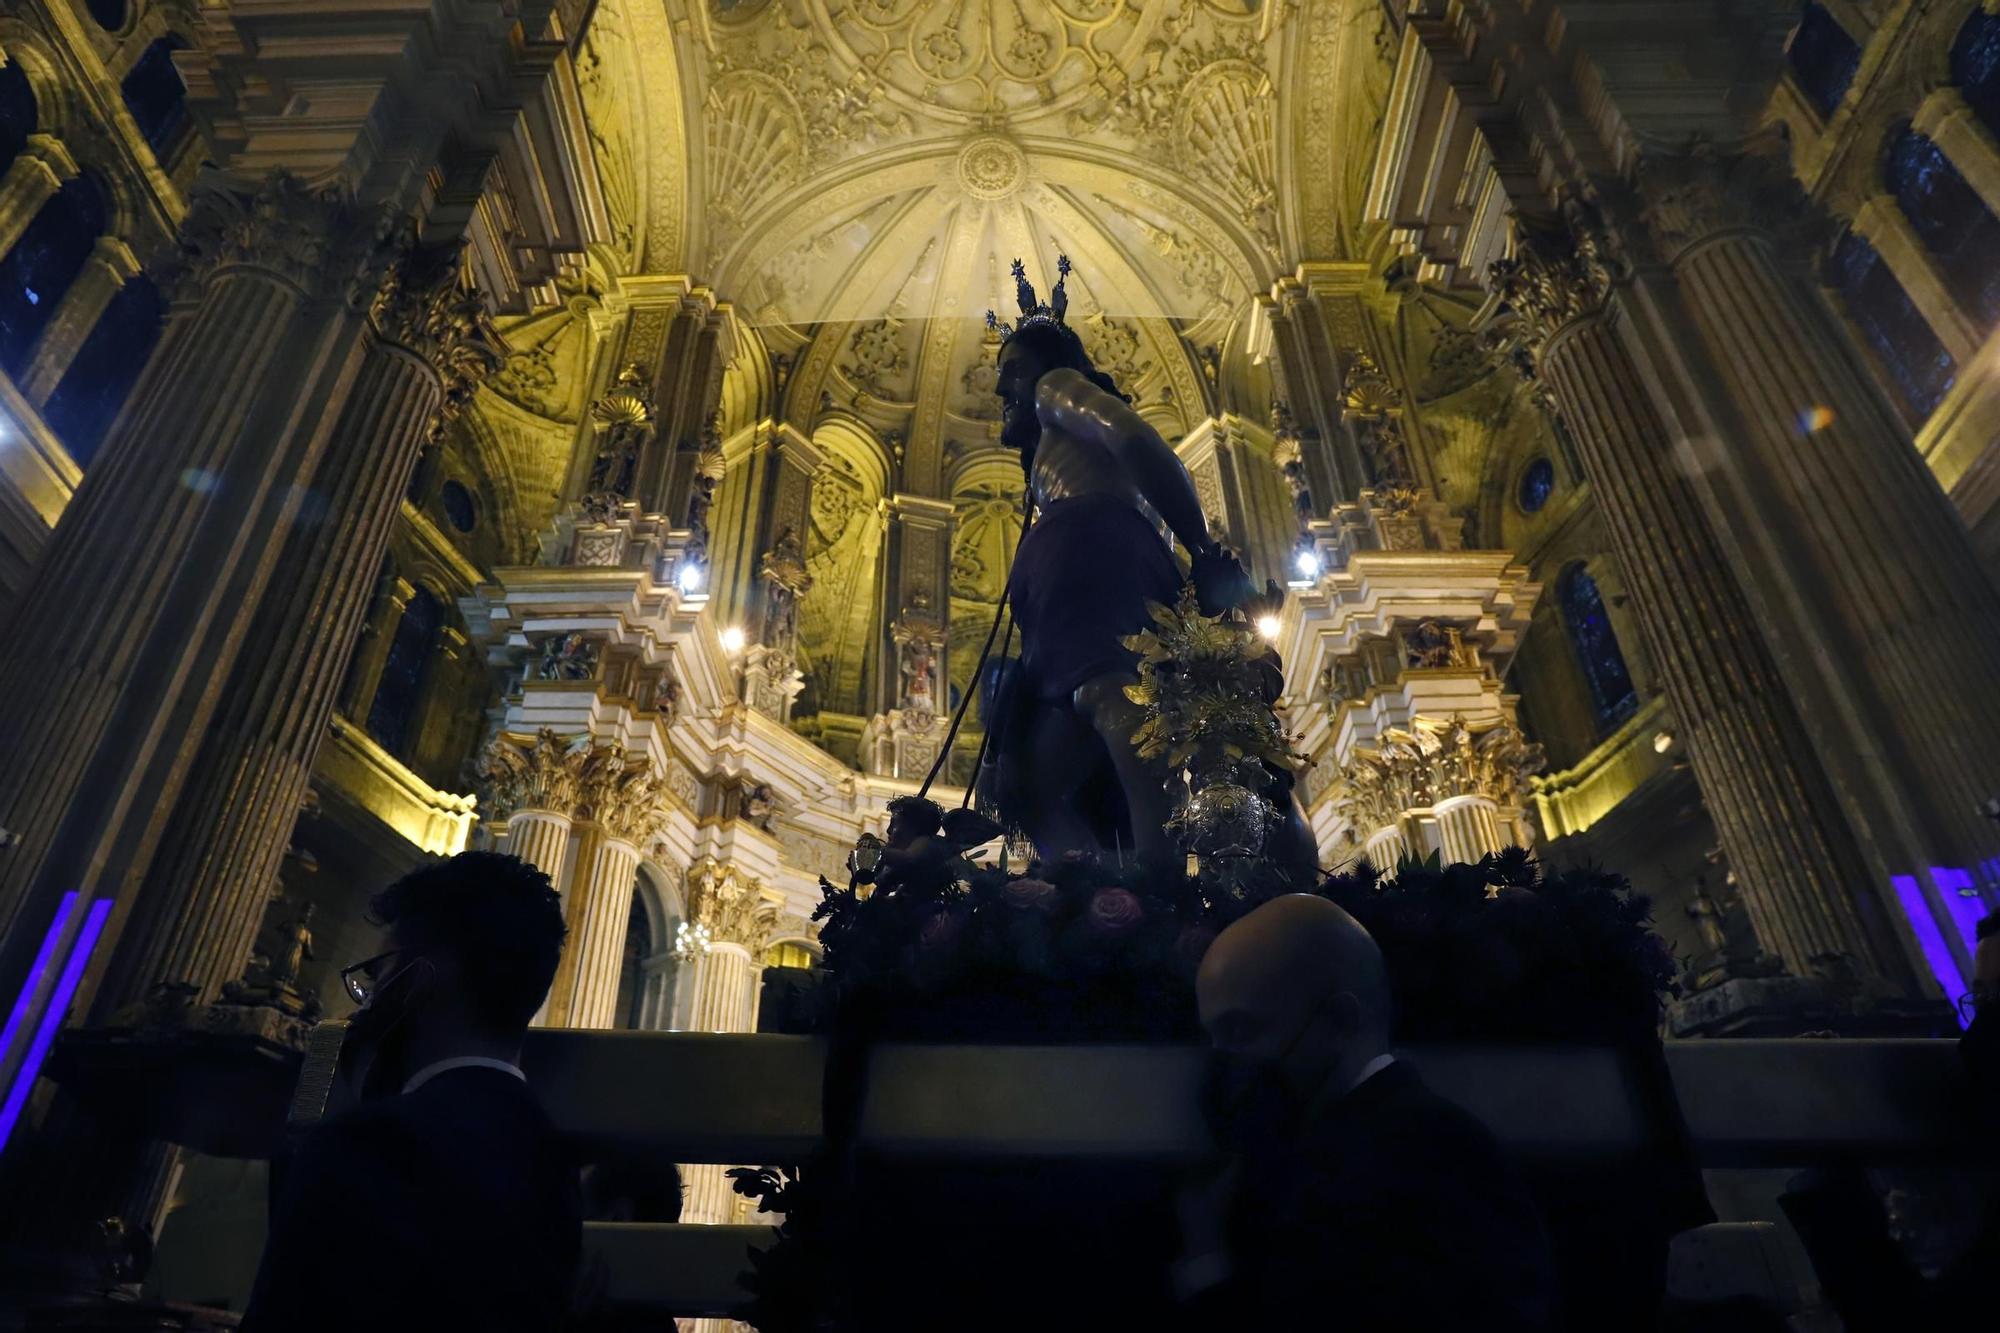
1198;894;1393;1100
886;794;944;846
993;322;1128;462
347;851;566;1085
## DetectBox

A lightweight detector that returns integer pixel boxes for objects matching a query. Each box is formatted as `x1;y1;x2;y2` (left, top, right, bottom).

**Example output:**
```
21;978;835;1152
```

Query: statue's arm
1035;368;1214;555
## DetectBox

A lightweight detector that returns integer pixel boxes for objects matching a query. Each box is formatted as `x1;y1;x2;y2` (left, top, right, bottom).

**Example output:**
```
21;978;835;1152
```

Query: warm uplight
1653;731;1675;753
719;625;746;654
1293;549;1321;579
1256;614;1282;641
678;562;705;593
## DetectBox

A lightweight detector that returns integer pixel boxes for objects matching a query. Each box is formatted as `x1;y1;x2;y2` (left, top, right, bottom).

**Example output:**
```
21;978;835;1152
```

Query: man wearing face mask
1177;894;1554;1331
240;851;582;1332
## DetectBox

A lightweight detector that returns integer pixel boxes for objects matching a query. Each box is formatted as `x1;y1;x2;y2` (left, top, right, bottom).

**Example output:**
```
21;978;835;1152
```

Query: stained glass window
1788;4;1861;119
0;172;109;378
121;37;191;159
367;585;443;758
1884;125;2000;326
1952;11;2000;140
0;61;35;175
41;275;166;467
1518;457;1555;513
1560;564;1637;731
1825;231;1957;418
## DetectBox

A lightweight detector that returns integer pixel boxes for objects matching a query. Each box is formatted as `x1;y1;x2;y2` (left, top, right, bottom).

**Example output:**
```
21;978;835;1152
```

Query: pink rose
1002;877;1059;912
1087;887;1144;935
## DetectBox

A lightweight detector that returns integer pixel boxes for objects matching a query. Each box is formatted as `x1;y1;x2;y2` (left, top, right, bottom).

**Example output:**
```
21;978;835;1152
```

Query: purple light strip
1891;873;1972;1031
1930;866;1989;957
0;896;111;1154
0;892;78;1081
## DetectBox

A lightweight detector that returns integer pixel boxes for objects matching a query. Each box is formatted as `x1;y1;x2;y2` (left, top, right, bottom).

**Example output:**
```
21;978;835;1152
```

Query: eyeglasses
340;949;405;1007
1959;990;1992;1025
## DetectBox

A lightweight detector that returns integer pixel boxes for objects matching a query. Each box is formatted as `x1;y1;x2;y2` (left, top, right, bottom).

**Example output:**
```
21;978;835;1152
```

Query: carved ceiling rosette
477;728;594;820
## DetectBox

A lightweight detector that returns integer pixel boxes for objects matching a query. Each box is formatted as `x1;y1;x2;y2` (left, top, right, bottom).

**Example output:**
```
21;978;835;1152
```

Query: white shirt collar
400;1055;526;1096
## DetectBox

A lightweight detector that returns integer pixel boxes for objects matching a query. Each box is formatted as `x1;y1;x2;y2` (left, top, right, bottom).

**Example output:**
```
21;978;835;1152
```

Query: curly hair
368;851;567;1032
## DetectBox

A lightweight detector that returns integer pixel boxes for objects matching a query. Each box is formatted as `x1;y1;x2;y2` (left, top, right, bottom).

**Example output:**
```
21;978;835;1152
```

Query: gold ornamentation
1486;193;1629;351
689;860;778;947
477;729;593;819
1334;719;1545;840
369;237;506;430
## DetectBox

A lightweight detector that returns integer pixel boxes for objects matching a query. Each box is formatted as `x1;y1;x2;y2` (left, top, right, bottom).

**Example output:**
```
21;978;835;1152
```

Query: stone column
677;861;772;1232
1636;142;2000;928
102;242;500;1010
547;749;662;1029
1266;267;1371;506
0;135;78;257
0;174;408;1009
1490;206;1903;981
477;728;594;883
18;236;142;403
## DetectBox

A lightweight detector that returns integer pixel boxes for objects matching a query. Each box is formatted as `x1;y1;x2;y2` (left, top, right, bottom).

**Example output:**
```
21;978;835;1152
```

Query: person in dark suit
241;851;582;1333
1177;894;1555;1331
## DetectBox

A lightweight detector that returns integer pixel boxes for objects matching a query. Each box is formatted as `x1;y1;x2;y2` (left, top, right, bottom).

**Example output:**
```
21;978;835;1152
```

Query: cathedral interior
1;0;1999;1324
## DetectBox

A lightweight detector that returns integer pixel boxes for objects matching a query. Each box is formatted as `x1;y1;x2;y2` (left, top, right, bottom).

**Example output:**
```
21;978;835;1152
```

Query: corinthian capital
164;170;401;303
1487;193;1629;350
370;236;506;422
690;860;777;948
576;748;668;848
1334;718;1544;838
1634;135;1829;263
477;728;593;821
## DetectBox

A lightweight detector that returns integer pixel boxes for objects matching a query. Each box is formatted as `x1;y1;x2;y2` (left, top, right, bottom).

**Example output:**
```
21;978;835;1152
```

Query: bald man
1177;894;1554;1331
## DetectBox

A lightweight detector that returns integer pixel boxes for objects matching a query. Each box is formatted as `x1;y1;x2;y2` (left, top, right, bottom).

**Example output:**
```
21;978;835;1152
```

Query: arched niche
618;861;686;1030
797;416;888;720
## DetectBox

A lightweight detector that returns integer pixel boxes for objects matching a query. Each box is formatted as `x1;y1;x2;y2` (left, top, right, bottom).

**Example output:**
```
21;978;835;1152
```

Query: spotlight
1293;548;1321;579
1255;614;1282;641
1653;731;1674;754
719;626;746;654
678;562;705;593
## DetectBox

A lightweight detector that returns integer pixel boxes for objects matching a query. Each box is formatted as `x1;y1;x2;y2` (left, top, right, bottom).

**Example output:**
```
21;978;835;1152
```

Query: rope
916;496;1034;800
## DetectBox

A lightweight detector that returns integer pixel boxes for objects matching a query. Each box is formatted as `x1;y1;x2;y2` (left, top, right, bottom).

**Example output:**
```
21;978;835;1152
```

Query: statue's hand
1190;544;1254;617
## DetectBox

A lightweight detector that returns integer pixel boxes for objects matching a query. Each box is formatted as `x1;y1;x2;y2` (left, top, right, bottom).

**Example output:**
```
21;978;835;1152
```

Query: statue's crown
986;255;1070;339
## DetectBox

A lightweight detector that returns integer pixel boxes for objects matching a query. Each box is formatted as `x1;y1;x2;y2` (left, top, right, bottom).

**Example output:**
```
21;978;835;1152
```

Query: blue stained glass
0;172;109;378
41;274;166;467
1951;12;2000;140
1825;231;1957;418
1560;565;1637;732
121;37;190;159
367;586;443;758
0;62;36;173
1518;457;1555;513
440;479;477;533
1788;4;1861;119
1885;125;2000;326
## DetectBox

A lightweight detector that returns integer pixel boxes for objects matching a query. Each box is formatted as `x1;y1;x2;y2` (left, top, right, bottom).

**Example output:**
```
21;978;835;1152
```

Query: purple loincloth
1011;493;1185;702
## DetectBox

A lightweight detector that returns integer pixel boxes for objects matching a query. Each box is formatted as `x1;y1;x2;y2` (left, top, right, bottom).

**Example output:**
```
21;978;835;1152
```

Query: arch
619;862;685;1030
1883;123;2000;326
0;57;35;174
40;271;165;466
798;417;888;718
0;169;108;378
1952;9;2000;141
1824;229;1957;418
365;582;445;758
614;891;653;1030
120;35;191;160
1786;3;1861;119
1558;562;1637;733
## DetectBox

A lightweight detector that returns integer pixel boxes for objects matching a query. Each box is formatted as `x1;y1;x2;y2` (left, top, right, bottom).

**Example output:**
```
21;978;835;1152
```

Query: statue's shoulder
1032;365;1092;414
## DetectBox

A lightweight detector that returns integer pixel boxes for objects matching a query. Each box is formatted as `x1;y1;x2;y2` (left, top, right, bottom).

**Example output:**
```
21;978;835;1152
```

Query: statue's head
886;794;944;845
988;255;1126;460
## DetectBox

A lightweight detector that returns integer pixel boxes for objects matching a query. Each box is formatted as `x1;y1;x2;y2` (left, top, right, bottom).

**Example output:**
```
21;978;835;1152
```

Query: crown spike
996;253;1076;342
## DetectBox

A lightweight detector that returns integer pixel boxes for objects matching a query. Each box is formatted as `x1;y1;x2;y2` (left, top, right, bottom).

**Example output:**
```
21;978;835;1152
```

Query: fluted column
0;135;78;257
545;749;662;1029
1637;143;2000;923
1492;209;1901;980
678;861;772;1236
100;246;499;1009
0;174;404;1013
1433;796;1508;864
505;809;574;881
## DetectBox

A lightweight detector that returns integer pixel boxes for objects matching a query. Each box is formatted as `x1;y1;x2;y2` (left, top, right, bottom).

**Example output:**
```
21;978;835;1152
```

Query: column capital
1334;718;1543;846
689;860;777;948
576;746;668;848
1632;136;1830;264
477;727;593;821
368;237;505;426
160;170;403;304
1487;194;1630;352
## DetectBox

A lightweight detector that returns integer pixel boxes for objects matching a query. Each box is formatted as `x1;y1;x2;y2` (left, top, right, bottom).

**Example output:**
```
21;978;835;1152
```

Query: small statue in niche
743;783;777;832
1404;620;1463;669
900;636;939;721
537;631;599;681
268;901;316;990
1271;401;1315;528
585;364;652;500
